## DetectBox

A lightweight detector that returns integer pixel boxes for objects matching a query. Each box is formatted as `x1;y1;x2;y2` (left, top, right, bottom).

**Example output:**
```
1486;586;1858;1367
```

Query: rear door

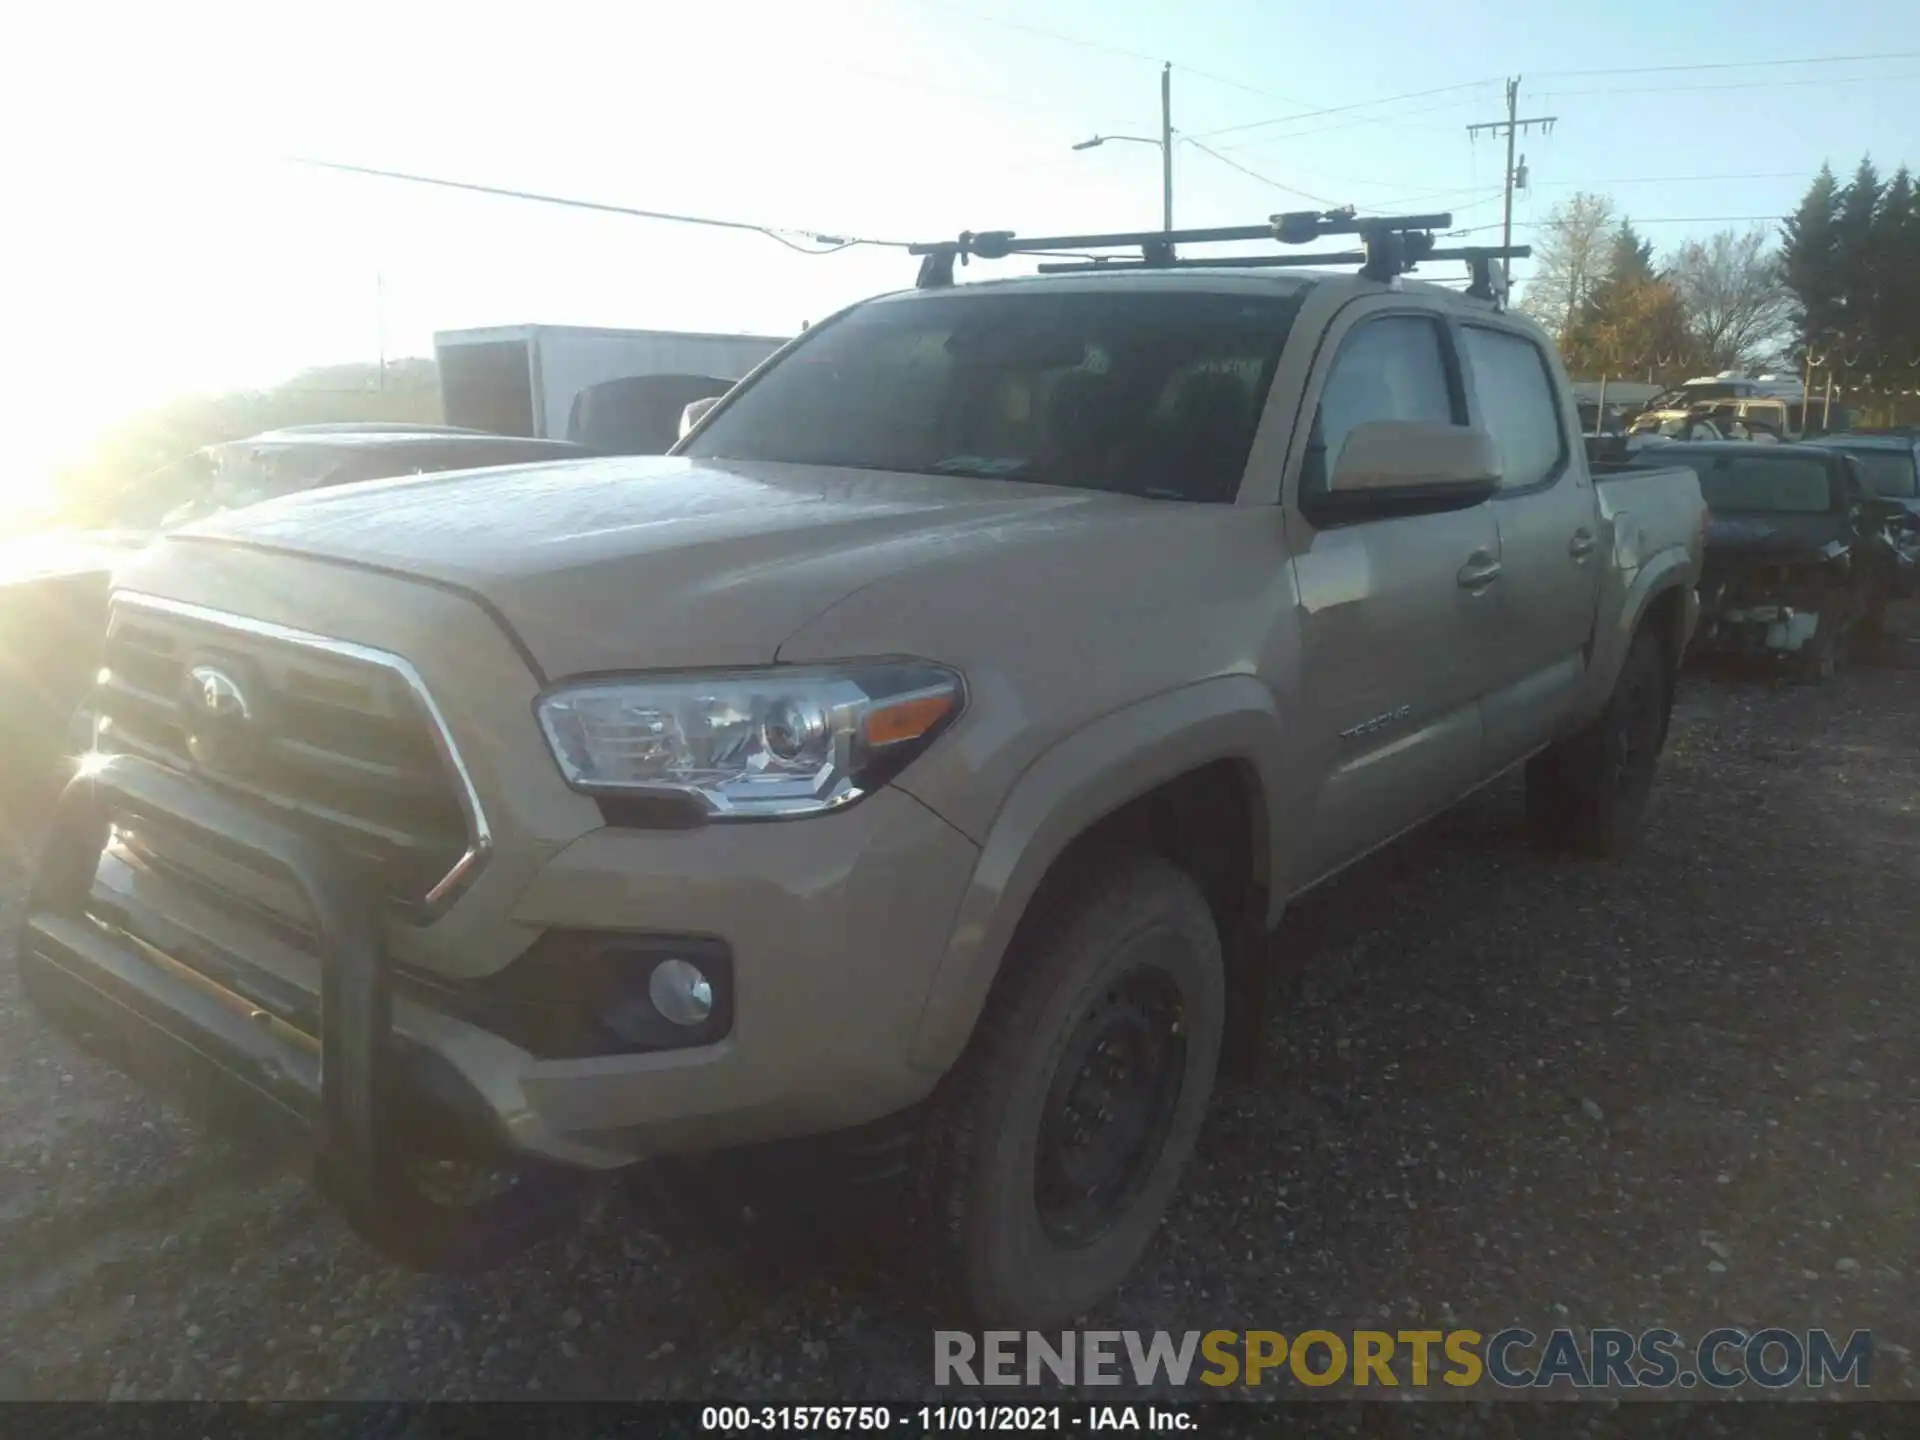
1283;303;1503;886
1457;321;1603;769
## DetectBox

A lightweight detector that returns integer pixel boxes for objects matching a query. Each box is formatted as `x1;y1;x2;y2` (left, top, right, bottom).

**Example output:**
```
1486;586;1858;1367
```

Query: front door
1283;307;1502;888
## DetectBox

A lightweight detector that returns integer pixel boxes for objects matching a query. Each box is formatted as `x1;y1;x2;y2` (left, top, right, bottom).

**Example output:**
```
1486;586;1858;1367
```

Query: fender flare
908;674;1287;1074
1580;547;1697;719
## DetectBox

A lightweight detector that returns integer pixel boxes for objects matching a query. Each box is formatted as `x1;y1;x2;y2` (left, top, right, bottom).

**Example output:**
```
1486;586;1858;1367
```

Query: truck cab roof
867;264;1495;315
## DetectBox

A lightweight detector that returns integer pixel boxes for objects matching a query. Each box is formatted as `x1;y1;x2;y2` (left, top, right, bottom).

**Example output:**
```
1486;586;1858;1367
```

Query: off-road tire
920;853;1225;1327
1526;630;1669;858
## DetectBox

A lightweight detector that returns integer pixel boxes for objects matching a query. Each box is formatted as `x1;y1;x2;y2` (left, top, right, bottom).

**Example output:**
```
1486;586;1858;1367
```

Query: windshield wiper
930;456;1033;480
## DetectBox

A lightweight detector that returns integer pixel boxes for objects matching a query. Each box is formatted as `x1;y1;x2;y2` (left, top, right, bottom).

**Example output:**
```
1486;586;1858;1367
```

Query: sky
5;0;1918;510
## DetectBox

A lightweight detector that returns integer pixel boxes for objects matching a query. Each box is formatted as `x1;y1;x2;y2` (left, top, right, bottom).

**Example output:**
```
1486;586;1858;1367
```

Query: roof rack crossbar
1033;243;1533;297
909;210;1459;289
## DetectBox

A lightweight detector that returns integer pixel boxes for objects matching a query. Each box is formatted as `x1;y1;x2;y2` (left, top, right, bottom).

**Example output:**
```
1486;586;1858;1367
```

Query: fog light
648;958;715;1027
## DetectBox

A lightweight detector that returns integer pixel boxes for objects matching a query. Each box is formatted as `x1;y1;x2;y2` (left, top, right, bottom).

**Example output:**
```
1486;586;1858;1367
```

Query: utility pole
1466;77;1557;289
1160;62;1174;232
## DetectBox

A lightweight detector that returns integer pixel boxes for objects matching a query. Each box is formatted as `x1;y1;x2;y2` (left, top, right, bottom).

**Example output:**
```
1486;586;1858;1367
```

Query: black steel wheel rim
1034;959;1188;1249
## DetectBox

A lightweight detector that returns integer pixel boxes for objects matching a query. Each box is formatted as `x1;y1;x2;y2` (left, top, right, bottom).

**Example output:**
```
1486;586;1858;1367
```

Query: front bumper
22;749;980;1186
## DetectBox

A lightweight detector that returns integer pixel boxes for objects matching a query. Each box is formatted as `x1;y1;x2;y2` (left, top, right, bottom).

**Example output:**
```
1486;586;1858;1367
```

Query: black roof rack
907;209;1530;305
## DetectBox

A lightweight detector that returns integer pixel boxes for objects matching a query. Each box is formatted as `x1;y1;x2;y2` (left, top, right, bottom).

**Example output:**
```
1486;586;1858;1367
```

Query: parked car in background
0;425;591;809
1632;441;1906;679
1631;365;1846;439
19;214;1706;1327
1627;413;1725;450
1805;430;1920;597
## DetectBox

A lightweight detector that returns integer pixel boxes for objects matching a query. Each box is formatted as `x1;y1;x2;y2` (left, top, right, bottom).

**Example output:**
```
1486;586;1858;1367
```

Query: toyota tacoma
18;214;1704;1326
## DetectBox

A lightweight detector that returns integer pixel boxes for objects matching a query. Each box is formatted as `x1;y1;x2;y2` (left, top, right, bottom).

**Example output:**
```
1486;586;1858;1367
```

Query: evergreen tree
1574;222;1656;332
1605;221;1656;286
1781;163;1842;354
1832;156;1882;352
1870;167;1919;364
1561;220;1675;374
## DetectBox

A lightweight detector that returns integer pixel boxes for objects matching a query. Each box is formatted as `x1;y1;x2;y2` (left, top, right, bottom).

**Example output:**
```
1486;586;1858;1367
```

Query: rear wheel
1527;630;1669;858
921;853;1224;1327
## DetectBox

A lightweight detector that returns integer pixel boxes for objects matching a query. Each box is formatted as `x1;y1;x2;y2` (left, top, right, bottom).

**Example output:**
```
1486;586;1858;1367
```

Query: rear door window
1461;326;1567;490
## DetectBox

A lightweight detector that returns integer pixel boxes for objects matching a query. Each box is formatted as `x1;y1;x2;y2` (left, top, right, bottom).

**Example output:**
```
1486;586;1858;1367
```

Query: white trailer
434;324;789;451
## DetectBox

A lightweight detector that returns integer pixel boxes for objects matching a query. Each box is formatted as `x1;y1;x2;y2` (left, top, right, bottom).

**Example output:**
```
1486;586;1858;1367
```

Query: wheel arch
908;676;1284;1077
1582;553;1696;722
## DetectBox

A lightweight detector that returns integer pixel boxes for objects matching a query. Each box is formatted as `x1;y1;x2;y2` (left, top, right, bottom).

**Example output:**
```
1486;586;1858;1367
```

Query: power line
1535;49;1920;79
826;60;1112;123
1356;183;1509;212
1178;137;1341;205
291;157;911;253
907;0;1312;106
1190;78;1500;142
1205;90;1504;153
918;4;1501;151
1458;213;1789;234
1531;170;1804;187
1542;70;1920;99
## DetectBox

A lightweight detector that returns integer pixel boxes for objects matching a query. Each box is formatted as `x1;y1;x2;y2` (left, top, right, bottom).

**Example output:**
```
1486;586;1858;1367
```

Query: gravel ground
2;615;1916;1403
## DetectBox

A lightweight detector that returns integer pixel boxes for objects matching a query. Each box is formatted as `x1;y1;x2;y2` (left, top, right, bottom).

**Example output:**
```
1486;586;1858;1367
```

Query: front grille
94;595;484;913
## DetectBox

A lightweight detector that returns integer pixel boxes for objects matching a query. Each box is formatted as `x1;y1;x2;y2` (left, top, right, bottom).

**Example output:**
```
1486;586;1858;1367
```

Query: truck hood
159;456;1131;676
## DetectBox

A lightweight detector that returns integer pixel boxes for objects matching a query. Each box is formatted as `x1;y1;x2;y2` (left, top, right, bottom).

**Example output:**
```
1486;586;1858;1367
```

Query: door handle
1456;552;1503;591
1569;528;1597;560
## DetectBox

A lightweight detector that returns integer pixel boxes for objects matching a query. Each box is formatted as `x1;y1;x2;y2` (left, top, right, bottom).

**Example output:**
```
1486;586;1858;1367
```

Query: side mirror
679;395;723;440
1322;420;1502;518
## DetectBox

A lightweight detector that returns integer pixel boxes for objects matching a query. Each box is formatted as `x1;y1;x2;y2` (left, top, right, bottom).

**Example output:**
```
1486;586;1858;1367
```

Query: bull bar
17;753;571;1270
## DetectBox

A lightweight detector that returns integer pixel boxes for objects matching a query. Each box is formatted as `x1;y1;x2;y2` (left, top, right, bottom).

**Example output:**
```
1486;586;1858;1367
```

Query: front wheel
1527;630;1670;858
922;854;1225;1327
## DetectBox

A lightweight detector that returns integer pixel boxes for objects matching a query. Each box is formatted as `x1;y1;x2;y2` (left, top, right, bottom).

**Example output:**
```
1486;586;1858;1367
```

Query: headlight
535;661;963;819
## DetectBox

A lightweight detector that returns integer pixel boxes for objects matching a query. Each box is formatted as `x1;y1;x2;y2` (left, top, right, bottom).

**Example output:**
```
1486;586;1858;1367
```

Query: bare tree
1671;227;1795;370
1516;192;1616;339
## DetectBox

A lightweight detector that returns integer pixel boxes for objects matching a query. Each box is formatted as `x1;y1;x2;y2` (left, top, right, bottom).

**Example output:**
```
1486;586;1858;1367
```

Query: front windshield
680;288;1306;502
1689;454;1835;514
1826;447;1918;498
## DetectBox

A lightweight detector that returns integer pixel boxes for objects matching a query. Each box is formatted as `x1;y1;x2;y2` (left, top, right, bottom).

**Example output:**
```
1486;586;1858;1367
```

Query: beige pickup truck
19;216;1704;1327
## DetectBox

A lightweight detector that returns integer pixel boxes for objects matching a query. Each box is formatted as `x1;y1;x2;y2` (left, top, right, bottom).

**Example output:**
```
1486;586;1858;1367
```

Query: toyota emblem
184;665;257;772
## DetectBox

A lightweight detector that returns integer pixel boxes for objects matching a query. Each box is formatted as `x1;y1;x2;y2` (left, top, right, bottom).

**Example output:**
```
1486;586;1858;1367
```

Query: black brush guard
19;753;578;1271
